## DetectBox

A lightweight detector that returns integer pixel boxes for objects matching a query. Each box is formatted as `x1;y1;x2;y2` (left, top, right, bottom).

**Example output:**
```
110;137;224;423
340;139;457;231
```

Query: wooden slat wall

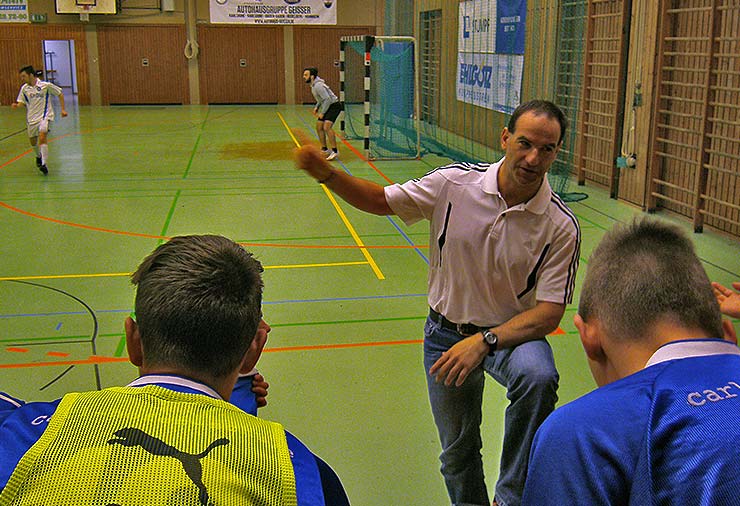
198;26;284;104
553;0;587;185
0;24;90;105
648;0;739;235
294;26;375;105
98;25;188;105
577;0;629;195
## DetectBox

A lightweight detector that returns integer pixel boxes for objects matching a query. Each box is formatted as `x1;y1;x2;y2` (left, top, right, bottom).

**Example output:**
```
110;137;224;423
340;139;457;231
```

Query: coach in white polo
295;100;581;506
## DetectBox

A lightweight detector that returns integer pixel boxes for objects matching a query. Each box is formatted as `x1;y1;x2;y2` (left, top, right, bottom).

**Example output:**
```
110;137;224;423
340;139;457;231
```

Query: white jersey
16;80;63;124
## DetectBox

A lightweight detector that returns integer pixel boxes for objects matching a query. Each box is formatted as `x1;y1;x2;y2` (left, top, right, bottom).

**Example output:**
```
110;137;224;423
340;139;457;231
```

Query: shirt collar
481;157;553;214
127;374;223;400
645;339;740;368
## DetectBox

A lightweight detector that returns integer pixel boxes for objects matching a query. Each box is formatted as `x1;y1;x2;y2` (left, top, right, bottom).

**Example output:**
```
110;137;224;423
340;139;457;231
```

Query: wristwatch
482;329;498;356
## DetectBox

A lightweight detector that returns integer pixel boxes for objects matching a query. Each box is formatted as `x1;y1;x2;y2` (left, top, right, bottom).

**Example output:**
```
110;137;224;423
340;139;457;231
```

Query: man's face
499;111;562;193
302;70;312;84
20;71;36;86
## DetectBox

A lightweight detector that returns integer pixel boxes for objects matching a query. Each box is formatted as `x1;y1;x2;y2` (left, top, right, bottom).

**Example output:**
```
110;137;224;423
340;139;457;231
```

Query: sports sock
40;144;48;165
332;148;338;153
321;146;328;151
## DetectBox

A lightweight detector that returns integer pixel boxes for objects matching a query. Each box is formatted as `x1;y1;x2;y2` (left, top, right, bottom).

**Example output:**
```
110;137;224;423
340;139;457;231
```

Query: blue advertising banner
457;0;526;113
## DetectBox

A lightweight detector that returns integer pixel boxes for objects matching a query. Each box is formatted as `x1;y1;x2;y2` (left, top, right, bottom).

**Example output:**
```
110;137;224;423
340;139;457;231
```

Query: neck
604;319;716;381
139;365;238;400
498;171;540;207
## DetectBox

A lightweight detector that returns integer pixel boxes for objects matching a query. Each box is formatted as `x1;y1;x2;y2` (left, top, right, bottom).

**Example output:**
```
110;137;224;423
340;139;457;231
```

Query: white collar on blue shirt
645;338;740;368
127;375;222;400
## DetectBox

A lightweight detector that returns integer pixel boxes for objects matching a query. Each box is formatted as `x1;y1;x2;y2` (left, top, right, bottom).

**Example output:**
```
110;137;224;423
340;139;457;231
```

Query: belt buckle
456;323;471;336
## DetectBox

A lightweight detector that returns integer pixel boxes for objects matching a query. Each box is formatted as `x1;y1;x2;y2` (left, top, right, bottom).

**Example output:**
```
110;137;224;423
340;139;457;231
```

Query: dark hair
131;235;264;379
303;67;318;78
508;100;568;145
19;65;36;76
579;218;724;340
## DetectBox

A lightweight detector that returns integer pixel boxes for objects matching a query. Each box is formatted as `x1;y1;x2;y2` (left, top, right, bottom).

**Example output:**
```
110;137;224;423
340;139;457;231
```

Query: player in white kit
11;65;68;175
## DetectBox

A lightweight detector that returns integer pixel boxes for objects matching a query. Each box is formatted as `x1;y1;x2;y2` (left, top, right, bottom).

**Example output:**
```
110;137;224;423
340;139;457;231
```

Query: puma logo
108;427;229;505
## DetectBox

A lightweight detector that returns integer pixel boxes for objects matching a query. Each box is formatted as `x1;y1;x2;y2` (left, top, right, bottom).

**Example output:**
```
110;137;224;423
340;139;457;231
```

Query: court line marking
0;328;566;369
277;111;384;280
295;112;430;265
0;261;372;282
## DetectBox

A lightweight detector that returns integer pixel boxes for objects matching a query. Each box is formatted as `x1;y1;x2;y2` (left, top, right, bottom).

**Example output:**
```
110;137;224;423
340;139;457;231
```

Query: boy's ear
574;313;606;362
125;316;143;367
239;326;268;375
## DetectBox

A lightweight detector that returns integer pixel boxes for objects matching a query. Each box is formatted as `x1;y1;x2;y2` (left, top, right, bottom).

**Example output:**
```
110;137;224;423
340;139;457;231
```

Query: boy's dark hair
131;235;264;379
19;66;36;76
303;67;319;78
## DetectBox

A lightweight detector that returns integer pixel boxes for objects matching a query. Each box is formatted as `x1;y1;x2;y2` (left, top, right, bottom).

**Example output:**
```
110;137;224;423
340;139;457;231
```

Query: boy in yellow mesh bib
0;235;348;506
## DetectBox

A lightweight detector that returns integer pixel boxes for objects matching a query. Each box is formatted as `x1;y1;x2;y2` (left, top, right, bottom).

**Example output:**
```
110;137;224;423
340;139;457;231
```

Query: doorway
42;40;78;102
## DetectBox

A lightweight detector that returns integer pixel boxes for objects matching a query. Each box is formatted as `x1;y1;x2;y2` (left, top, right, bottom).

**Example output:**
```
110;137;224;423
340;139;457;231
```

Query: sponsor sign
0;0;29;23
457;0;526;113
210;0;336;25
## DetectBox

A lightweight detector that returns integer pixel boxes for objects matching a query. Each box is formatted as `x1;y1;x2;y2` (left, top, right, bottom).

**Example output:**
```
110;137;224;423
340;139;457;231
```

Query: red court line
340;138;394;184
0;201;427;249
0;328;565;369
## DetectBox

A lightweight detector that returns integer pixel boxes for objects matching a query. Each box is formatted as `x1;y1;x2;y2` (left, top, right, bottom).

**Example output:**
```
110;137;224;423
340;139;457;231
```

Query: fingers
712;282;732;296
732;282;740;292
295;145;332;179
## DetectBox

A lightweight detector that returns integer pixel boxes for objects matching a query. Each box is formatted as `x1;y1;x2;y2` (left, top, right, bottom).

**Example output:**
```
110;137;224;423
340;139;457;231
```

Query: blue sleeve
286;431;349;506
229;375;258;416
0;398;60;489
0;392;25;425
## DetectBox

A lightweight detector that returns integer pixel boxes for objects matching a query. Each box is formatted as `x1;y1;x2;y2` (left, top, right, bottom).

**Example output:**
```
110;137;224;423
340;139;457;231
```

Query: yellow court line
0;261;372;282
276;111;385;280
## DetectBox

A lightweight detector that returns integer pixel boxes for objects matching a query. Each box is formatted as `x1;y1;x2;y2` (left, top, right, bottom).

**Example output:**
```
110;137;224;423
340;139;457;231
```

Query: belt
429;308;488;336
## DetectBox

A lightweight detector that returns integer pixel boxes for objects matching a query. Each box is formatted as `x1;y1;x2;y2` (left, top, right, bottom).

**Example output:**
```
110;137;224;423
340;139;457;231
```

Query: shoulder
413;161;491;184
537;368;659;446
543;191;580;238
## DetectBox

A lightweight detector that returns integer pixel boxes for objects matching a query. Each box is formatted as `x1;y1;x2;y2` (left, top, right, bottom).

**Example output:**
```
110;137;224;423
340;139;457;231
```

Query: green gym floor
1;102;739;505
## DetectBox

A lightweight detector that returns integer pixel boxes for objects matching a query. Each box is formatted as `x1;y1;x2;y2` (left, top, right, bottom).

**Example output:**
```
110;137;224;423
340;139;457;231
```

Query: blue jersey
523;339;740;506
0;375;348;506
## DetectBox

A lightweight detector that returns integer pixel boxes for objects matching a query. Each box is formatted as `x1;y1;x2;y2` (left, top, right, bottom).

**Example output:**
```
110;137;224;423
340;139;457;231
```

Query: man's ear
722;319;738;345
239;326;268;375
500;127;511;151
125;316;143;367
574;313;606;362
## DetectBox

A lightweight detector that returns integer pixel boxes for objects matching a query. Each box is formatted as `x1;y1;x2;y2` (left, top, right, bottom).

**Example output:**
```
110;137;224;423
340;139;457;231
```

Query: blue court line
296;111;430;265
0;293;428;320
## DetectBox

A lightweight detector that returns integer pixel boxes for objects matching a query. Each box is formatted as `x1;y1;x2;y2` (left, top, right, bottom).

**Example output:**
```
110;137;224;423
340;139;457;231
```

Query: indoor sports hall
1;1;739;505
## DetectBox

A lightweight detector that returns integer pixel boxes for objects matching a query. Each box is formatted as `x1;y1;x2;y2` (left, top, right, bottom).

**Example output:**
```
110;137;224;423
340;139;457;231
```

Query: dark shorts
321;102;343;124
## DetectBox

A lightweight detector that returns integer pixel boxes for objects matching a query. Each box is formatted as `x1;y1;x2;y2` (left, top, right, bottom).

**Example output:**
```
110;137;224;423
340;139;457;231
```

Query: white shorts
27;119;51;138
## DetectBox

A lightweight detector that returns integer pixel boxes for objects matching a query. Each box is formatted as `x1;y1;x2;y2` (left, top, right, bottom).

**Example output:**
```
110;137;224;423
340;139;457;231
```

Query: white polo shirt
385;158;580;327
16;80;63;125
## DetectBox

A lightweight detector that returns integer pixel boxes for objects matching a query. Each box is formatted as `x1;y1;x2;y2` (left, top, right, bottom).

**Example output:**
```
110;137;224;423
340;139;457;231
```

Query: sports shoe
36;156;42;168
39;164;48;175
326;151;338;161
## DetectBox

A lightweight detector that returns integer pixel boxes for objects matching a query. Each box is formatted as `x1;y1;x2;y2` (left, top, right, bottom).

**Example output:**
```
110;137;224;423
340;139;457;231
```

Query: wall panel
98;25;188;105
198;25;284;104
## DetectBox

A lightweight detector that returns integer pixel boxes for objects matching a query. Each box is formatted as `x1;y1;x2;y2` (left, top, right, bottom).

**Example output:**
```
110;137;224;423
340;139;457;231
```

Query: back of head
131;235;264;379
578;218;723;341
508;99;568;145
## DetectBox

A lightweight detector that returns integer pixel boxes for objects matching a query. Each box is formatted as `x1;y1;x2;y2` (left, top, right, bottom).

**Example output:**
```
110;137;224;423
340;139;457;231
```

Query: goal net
340;35;420;160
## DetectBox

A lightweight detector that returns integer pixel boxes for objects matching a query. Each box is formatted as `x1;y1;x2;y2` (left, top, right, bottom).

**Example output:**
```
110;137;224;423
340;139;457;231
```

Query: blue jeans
423;316;559;506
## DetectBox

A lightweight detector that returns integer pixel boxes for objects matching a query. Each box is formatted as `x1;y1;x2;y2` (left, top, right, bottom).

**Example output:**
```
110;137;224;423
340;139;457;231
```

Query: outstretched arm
295;144;394;216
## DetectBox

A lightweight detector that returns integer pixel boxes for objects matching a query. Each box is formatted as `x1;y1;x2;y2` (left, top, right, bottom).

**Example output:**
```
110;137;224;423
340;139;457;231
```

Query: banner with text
210;0;336;25
0;0;29;23
457;0;525;113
